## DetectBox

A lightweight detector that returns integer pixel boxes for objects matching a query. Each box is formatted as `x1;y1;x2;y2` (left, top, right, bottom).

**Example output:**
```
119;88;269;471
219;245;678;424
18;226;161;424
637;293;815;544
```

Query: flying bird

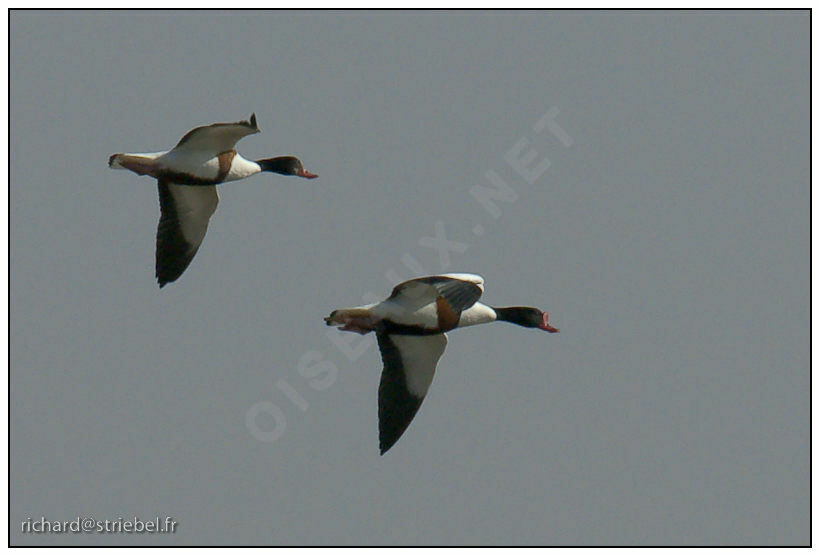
325;273;559;454
109;113;318;287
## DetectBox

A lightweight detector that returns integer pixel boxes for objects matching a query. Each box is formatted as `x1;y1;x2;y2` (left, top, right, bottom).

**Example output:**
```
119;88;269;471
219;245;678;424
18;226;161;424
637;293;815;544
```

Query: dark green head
257;156;318;179
493;306;559;332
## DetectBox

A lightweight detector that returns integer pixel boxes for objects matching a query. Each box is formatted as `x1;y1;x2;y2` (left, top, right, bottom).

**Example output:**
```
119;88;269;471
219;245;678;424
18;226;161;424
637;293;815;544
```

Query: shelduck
109;113;318;287
325;273;559;454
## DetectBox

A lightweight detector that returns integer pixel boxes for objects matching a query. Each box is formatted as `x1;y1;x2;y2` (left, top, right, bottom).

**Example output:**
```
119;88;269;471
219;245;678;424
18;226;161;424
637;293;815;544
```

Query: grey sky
10;11;809;545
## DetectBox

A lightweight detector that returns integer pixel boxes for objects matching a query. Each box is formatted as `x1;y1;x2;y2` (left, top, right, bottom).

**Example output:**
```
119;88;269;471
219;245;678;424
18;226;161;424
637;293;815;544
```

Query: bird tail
108;153;126;169
324;307;374;326
108;153;160;176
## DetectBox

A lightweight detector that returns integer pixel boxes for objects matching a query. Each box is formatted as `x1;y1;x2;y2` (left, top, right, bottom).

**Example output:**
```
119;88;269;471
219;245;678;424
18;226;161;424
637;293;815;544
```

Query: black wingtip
249;113;258;129
379;439;393;455
379;416;414;456
156;270;171;288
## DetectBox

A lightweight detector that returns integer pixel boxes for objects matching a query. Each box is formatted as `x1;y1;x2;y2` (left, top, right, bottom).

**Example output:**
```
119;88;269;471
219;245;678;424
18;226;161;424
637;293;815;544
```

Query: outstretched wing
155;180;219;287
377;332;448;455
387;274;484;315
171;113;260;155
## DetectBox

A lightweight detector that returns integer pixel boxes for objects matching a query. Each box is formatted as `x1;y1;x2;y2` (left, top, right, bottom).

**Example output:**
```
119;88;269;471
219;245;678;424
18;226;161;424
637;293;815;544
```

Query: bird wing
155;180;219;287
387;274;484;315
377;332;448;455
170;113;260;155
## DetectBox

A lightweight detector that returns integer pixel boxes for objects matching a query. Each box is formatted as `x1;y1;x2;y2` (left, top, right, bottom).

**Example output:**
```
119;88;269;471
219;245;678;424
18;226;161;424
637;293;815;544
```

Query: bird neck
456;303;498;328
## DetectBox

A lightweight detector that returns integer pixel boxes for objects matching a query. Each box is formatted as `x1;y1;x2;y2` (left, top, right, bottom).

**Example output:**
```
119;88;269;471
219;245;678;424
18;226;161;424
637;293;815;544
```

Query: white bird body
371;298;440;328
111;150;264;183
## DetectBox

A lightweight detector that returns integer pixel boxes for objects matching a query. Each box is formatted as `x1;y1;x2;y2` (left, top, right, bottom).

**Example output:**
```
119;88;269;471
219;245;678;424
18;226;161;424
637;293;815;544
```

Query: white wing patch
390;334;448;397
171;117;260;156
389;281;440;308
168;184;219;245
